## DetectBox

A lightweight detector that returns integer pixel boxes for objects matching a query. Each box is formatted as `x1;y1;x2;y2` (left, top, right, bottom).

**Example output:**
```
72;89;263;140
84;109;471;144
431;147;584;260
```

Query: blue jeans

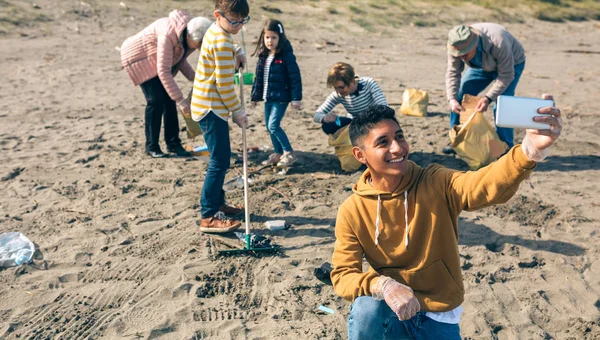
449;62;525;148
348;296;461;340
199;112;230;218
264;101;292;154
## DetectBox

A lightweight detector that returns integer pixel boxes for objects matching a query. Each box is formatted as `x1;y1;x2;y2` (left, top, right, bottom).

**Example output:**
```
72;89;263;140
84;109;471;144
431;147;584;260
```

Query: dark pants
449;62;525;148
199;112;230;218
140;76;182;152
322;116;352;135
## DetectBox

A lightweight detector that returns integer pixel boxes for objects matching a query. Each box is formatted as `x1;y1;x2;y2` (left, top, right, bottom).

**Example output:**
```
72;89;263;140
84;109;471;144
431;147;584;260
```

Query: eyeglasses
218;12;250;26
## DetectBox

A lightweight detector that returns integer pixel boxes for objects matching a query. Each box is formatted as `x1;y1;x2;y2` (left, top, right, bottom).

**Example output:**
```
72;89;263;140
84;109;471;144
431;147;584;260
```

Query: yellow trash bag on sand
400;88;429;117
449;109;508;170
328;125;362;172
181;89;203;139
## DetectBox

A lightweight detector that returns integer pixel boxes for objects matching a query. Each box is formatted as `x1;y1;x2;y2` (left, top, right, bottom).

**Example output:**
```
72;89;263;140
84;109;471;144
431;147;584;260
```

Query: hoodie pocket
381;259;464;303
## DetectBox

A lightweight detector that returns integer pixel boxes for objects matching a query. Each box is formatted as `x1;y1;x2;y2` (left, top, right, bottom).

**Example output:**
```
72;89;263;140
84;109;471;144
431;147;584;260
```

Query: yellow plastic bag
328;125;362;172
449;111;508;170
181;89;203;139
181;113;203;139
400;88;429;117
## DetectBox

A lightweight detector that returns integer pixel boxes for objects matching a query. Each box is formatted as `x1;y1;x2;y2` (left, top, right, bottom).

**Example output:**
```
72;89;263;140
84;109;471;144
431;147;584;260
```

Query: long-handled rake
218;70;280;256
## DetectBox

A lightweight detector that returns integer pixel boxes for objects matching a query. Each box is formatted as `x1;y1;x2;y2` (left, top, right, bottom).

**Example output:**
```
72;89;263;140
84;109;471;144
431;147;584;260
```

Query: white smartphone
495;95;554;130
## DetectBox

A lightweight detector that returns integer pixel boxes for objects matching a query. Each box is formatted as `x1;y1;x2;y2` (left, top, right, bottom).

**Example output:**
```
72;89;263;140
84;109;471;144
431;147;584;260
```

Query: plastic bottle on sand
0;232;35;268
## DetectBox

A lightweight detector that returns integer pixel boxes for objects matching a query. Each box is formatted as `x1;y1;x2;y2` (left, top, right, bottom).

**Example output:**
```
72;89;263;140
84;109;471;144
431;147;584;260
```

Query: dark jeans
199;112;230;218
139;76;182;152
264;101;292;154
322;116;352;135
449;62;525;148
348;297;461;340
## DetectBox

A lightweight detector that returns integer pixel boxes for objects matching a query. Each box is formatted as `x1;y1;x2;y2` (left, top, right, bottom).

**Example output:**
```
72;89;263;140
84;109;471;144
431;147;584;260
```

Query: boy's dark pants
199;112;230;218
140;76;182;153
322;116;352;135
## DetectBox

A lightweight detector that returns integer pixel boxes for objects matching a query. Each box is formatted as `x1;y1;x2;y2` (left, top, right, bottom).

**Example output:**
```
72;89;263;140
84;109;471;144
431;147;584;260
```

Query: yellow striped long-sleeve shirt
191;22;242;122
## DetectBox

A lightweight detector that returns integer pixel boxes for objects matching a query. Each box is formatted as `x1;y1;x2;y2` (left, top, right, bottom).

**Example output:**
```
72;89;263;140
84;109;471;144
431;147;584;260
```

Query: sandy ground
1;0;599;339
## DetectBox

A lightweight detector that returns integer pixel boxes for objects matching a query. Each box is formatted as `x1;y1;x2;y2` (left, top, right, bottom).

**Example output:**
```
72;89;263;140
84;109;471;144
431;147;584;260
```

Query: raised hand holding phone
518;94;563;161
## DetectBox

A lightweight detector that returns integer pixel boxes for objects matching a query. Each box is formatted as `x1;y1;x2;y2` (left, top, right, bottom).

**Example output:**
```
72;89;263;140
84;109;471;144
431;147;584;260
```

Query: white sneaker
277;152;297;167
262;153;281;166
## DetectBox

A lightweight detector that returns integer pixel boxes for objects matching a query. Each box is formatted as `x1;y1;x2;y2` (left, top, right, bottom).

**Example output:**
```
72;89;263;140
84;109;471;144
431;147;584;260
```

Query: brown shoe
200;212;241;234
219;203;244;215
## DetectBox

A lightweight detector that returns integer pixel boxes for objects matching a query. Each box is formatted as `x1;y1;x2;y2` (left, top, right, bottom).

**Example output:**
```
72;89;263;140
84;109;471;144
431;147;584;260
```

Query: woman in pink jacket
121;10;211;158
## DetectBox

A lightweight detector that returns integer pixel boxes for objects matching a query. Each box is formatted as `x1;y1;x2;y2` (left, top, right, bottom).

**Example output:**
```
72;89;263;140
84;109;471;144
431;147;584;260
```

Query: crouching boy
331;100;562;339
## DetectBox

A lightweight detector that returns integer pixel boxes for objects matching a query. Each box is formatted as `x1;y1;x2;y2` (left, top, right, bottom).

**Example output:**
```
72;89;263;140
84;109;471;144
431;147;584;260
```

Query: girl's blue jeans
449;62;525;148
348;296;461;340
264;101;293;154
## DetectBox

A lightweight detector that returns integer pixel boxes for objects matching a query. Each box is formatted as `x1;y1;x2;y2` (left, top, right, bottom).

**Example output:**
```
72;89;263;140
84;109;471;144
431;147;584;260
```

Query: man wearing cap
444;23;526;154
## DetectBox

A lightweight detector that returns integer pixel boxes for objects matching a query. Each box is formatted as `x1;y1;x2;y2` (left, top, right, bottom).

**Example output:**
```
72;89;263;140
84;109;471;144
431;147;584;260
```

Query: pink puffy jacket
120;10;195;103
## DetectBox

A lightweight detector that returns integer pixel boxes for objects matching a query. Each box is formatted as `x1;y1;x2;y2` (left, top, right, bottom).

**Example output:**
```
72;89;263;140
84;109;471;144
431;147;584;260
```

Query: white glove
177;99;191;118
322;111;337;123
235;53;247;70
521;135;550;162
449;99;464;113
520;94;562;162
372;275;420;321
291;101;303;110
232;110;247;128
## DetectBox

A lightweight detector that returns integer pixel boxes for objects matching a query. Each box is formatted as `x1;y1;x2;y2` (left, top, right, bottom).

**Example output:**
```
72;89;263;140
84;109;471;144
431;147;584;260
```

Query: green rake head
217;234;280;256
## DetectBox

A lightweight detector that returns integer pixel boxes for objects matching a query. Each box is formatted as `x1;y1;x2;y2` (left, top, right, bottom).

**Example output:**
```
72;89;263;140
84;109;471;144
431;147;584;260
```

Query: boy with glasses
191;0;250;233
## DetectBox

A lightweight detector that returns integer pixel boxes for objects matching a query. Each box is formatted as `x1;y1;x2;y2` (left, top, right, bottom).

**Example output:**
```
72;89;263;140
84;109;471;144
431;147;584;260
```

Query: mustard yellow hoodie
331;145;536;312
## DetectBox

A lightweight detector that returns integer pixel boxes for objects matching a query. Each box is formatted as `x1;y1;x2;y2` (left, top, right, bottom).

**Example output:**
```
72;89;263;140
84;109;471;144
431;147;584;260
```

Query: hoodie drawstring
374;191;410;248
403;191;409;247
375;194;381;247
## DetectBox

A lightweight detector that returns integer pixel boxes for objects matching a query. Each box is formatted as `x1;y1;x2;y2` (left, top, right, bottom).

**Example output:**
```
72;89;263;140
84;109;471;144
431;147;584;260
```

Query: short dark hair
215;0;249;18
349;105;400;147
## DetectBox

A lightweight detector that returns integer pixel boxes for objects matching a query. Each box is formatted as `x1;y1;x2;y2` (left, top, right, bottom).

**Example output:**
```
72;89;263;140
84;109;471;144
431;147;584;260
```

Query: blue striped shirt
313;77;387;123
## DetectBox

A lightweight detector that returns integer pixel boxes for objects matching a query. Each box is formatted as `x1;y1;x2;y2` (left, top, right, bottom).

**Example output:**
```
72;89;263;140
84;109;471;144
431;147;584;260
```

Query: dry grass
451;0;600;22
0;1;52;35
309;0;600;26
298;0;600;33
1;0;598;37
